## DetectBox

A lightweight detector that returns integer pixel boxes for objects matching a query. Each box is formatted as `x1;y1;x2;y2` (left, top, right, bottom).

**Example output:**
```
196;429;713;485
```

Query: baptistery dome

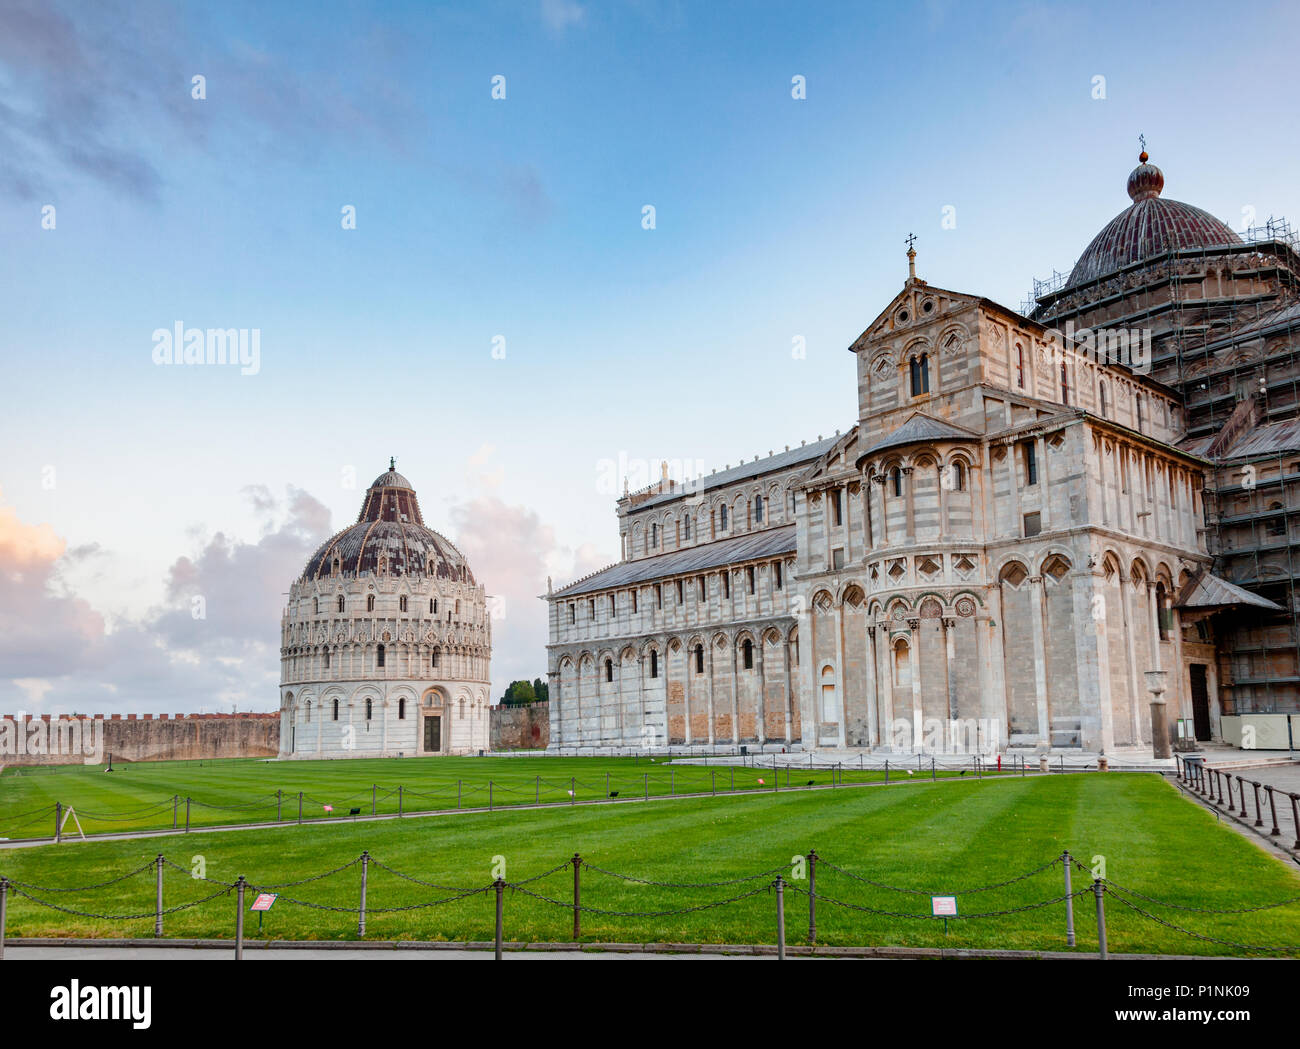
278;461;492;759
302;462;474;582
1065;151;1241;288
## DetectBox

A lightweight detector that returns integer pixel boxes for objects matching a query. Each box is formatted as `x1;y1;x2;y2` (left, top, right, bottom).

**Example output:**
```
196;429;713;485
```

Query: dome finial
1127;139;1163;202
1138;132;1147;164
905;231;917;280
389;456;396;471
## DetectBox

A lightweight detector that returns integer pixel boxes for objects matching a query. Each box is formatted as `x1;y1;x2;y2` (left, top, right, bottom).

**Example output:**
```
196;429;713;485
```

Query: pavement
1184;757;1300;857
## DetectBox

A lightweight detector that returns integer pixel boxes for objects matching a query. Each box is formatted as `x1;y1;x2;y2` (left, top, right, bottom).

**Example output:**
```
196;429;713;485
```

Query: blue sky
1;0;1297;712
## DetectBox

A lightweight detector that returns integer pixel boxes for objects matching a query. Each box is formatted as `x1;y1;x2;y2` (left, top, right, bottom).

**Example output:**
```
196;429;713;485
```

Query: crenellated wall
0;713;280;767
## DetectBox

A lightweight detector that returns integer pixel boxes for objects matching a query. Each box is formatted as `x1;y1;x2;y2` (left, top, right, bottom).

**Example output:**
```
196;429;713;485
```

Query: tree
499;680;537;706
532;677;549;702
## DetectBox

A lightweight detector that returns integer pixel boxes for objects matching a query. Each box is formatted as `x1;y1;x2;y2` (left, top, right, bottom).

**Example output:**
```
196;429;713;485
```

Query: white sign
931;895;958;917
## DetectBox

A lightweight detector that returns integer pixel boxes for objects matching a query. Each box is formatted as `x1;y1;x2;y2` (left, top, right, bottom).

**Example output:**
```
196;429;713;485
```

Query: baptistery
278;461;491;757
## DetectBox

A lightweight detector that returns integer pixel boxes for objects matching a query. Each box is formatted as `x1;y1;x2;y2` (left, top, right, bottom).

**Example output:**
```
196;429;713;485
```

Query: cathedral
545;150;1300;755
278;463;491;757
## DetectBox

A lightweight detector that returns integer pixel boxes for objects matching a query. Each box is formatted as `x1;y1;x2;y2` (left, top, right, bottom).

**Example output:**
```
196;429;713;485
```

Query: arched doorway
422;688;448;754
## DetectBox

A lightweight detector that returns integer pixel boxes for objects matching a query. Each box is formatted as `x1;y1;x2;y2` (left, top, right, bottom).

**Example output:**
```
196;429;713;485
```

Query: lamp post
1144;670;1171;760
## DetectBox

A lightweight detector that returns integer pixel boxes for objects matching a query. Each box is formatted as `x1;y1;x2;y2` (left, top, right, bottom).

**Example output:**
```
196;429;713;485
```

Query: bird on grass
608;791;619;798
906;769;914;776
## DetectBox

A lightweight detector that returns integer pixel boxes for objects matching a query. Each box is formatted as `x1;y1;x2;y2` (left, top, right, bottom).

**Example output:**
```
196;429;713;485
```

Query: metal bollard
1266;786;1281;836
55;801;62;843
155;854;165;938
277;789;283;822
1093;879;1107;960
235;875;247;961
1062;852;1075;947
572;854;581;940
297;791;303;824
358;851;369;938
398;785;403;817
808;850;817;943
775;875;786;961
1290;793;1300;850
494;878;505;961
1251;781;1264;827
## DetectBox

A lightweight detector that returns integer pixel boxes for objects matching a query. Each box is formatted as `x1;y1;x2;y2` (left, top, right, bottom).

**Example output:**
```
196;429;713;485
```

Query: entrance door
1189;664;1211;741
424;715;441;753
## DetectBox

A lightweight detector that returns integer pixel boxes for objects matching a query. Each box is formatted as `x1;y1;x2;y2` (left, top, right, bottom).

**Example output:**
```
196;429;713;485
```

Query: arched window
683;515;691;540
313;597;319;614
720;504;729;531
337;594;345;613
605;658;613;682
695;644;704;674
950;460;966;491
651;522;658;548
1136;394;1145;433
332;557;340;575
399;595;407;612
649;650;659;678
397;697;405;720
910;353;930;396
755;494;764;523
305;700;312;723
1098;382;1108;416
332;699;339;721
1015;345;1025;388
892;467;903;497
1156;582;1171;640
377;644;386;668
742;638;754;670
365;697;373;721
1060;362;1069;405
323;649;331;670
459;699;465;719
367;594;375;612
432;649;440;669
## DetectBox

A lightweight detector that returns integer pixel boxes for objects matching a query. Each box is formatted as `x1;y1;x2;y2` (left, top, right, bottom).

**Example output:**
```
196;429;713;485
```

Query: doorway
1189;664;1211;742
423;715;442;753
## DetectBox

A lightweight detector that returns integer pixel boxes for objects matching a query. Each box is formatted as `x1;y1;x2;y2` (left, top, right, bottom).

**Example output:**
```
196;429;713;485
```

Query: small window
337;594;345;613
723;572;731;599
743;639;754;670
313;597;319;614
367;594;375;612
833;489;843;527
1098;382;1108;417
655;584;663;609
676;579;684;604
605;658;613;683
775;561;783;589
377;644;385;668
610;594;616;616
1136;394;1145;433
324;649;330;670
1015;345;1025;388
950;461;966;491
398;697;405;720
755;495;764;523
683;515;691;540
305;700;312;723
832;548;845;570
1024;442;1038;486
569;603;576;624
698;576;705;600
1060;362;1069;405
332;699;339;721
631;589;638;613
399;595;408;612
432;649;440;669
651;522;658;548
429;598;435;613
910;353;930;396
650;650;658;678
695;644;704;674
746;566;755;594
1023;512;1042;537
1156;582;1172;640
588;599;596;619
365;698;373;721
892;467;903;497
720;504;729;531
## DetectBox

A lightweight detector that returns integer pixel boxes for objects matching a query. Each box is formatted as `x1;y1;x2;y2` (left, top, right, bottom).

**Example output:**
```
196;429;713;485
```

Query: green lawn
2;773;1297;956
0;753;1006;839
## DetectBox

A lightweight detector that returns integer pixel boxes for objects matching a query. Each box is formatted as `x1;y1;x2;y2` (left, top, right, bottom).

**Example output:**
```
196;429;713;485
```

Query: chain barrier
1103;879;1300;915
509;880;772;918
815;854;1063;897
579;858;794;888
6;859;158;893
1102;887;1300;953
7;882;232;921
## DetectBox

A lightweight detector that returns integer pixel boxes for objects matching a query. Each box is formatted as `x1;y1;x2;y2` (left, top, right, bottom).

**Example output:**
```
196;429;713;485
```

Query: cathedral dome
300;462;474;582
1066;152;1241;287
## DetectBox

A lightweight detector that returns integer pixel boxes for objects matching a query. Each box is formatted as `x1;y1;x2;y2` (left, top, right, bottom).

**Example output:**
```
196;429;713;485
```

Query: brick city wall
490;703;549;751
0;712;280;767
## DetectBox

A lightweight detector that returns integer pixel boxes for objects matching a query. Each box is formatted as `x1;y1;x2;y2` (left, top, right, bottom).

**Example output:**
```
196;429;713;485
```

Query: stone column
907;617;922;747
756;633;767;747
903;467;916;540
943;616;957;723
865;623;879;747
1036;436;1051;532
877;621;895;738
705;636;716;746
1028;575;1050;745
1120;572;1143;745
730;634;740;746
833;605;847;748
683;643;693;747
782;636;794;744
1005;446;1020;538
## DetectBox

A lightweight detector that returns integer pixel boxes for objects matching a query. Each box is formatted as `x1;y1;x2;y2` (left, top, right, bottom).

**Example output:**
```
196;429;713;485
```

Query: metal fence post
0;877;7;960
494;878;505;961
297;792;303;824
931;757;935;782
885;759;889;784
398;785;403;817
185;797;191;833
606;771;611;798
1266;786;1280;836
570;777;576;804
775;875;786;961
1251;781;1264;827
644;773;648;801
458;780;462;809
372;784;377;816
276;789;283;822
55;801;62;843
572;854;581;940
536;775;540;804
173;795;179;829
358;851;369;937
1290;793;1300;850
1093;880;1107;960
489;780;493;811
155;854;165;938
1062;852;1075;947
235;875;246;961
808;849;817;943
1237;776;1249;817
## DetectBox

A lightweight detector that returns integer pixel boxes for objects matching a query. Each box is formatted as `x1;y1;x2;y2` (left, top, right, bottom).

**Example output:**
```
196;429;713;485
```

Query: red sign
251;893;277;912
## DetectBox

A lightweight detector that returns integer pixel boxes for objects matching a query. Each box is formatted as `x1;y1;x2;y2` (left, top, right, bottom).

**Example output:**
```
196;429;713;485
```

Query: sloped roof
553;525;796;598
629;437;838;514
858;412;980;460
1182;418;1300;460
1175;570;1283;611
